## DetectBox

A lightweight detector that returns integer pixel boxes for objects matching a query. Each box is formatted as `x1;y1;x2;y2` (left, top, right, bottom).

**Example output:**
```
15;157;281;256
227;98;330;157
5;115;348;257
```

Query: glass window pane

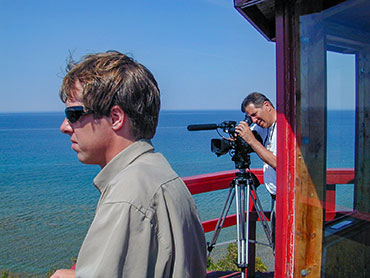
298;0;369;277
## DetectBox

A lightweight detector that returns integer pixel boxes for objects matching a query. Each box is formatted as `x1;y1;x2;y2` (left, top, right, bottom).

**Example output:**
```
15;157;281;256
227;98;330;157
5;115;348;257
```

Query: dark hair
240;92;274;112
60;51;160;140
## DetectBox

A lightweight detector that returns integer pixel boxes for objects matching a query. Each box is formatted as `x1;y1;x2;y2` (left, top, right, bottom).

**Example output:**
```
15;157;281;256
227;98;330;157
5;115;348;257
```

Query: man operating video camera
235;92;277;245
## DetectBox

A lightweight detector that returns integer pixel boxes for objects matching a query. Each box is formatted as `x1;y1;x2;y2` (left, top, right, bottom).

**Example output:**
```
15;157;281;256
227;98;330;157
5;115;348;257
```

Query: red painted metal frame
325;168;354;221
275;1;297;277
325;168;354;184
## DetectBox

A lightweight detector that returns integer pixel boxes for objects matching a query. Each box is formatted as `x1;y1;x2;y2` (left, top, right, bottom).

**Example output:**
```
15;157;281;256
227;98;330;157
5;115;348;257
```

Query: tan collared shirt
75;140;207;277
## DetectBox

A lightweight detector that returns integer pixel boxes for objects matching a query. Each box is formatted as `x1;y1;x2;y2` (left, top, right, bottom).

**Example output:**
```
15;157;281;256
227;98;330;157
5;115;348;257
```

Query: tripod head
230;139;251;171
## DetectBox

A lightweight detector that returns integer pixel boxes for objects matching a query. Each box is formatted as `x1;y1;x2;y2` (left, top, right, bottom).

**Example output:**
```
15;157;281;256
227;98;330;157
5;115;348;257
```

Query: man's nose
251;117;258;124
60;118;73;134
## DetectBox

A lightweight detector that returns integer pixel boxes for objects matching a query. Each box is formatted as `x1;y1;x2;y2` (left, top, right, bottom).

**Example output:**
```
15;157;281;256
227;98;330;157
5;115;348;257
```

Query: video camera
187;116;262;169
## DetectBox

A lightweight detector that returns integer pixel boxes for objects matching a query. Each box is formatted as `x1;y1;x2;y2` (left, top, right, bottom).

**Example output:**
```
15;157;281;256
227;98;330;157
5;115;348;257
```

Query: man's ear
110;105;125;131
264;101;272;111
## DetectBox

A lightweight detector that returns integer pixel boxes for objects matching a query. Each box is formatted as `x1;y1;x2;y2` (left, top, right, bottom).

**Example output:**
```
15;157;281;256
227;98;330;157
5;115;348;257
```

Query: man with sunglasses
51;51;206;278
235;92;277;249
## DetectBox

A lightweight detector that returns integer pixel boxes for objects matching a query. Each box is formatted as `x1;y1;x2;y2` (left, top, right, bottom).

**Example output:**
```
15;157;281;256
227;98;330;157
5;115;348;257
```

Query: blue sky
0;0;276;112
0;0;355;112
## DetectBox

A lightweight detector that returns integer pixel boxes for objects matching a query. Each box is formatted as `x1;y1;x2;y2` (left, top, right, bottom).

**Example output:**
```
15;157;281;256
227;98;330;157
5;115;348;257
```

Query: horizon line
0;108;357;114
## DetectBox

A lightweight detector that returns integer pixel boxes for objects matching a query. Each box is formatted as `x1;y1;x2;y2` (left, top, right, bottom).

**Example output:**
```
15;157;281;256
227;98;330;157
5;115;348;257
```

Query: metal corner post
275;0;297;277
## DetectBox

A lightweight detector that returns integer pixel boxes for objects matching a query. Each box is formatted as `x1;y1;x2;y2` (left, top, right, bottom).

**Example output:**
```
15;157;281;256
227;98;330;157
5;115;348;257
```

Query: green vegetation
1;270;19;278
1;271;9;278
207;243;268;272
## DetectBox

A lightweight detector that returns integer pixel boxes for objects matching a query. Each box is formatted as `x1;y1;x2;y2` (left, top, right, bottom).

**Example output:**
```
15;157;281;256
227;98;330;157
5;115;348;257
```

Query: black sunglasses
65;106;93;123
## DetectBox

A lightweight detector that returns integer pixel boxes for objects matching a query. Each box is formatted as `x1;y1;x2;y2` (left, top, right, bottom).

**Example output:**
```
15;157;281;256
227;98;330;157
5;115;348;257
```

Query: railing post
325;184;336;221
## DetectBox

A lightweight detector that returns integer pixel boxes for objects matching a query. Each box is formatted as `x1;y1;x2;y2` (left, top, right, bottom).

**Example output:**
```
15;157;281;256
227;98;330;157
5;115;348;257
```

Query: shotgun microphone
187;124;219;131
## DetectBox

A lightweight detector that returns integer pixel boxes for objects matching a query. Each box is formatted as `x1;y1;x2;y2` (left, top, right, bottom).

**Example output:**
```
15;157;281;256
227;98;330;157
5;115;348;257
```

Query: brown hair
60;51;160;140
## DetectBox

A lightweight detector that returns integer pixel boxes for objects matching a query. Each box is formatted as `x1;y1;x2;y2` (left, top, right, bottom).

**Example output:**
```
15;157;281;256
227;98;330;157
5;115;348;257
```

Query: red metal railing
185;168;354;232
184;169;264;233
186;168;355;277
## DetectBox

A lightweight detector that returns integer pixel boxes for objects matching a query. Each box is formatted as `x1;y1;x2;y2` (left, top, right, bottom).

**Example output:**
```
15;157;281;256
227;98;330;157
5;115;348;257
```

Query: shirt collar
93;139;154;193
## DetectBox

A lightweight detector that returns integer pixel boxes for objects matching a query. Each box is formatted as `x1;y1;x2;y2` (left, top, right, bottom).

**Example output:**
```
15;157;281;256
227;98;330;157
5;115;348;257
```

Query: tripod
207;152;274;277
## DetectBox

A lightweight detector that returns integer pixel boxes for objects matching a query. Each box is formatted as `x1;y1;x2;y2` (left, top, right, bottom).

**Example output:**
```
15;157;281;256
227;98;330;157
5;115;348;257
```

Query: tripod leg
235;180;241;266
244;179;250;277
236;179;249;278
249;182;274;249
207;186;236;257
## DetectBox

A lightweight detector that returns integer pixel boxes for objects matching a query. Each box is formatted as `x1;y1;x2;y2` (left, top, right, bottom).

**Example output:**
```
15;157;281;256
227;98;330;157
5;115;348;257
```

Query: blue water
0;110;355;276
